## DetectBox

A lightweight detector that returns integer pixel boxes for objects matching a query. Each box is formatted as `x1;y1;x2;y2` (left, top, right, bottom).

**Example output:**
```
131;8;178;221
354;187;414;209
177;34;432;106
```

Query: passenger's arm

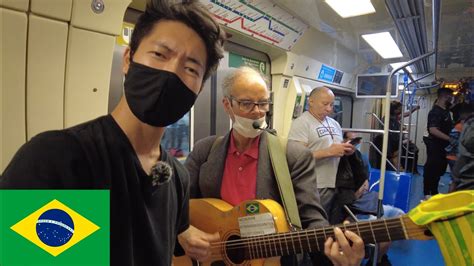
312;143;354;160
428;127;450;141
403;105;420;117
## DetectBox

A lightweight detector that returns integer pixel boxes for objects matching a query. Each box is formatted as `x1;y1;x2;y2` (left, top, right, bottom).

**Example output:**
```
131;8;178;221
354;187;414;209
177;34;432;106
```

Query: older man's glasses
229;96;271;113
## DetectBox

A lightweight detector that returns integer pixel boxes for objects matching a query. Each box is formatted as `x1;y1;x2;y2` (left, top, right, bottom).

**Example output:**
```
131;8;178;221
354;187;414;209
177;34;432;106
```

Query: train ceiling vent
385;0;433;74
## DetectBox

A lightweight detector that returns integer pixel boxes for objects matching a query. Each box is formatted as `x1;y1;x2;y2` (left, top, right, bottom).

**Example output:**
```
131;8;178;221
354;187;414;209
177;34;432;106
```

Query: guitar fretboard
238;217;408;260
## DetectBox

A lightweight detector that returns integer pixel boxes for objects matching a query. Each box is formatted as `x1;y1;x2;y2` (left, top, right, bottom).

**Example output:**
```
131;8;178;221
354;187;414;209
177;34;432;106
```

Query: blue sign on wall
318;65;336;83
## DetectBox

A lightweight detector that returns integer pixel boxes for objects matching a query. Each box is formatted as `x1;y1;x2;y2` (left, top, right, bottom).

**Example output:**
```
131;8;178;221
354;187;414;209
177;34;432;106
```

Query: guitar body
174;199;291;266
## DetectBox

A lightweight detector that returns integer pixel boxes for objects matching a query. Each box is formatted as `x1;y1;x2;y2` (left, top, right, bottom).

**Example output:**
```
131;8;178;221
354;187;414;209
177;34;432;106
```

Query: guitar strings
205;230;429;261
208;232;428;254
209;218;410;245
207;219;426;249
209;227;426;249
209;229;427;252
206;229;429;261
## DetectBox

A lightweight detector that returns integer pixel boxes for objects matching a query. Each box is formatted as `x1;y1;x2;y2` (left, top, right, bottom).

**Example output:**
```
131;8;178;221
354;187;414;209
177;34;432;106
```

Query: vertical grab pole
374;51;434;266
405;95;414;172
378;84;392;218
397;85;406;173
412;98;421;173
373;77;392;266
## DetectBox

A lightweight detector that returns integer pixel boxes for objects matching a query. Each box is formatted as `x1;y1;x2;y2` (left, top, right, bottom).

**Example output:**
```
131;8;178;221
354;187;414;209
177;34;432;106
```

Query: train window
161;112;191;160
330;94;353;128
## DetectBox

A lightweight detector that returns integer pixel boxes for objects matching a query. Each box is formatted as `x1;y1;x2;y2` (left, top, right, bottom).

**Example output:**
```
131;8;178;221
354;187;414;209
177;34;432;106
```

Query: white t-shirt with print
288;111;343;188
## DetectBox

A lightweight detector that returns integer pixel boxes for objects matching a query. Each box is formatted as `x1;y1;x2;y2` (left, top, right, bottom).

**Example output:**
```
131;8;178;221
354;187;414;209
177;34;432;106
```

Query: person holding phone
288;87;355;215
349;136;362;146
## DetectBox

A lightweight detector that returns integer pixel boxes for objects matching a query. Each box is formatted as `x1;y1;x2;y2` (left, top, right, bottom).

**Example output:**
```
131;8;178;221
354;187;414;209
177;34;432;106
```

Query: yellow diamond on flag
10;199;100;257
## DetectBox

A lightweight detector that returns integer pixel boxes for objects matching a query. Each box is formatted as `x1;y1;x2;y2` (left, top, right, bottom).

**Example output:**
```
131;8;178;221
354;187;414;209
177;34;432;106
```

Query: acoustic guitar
174;190;473;265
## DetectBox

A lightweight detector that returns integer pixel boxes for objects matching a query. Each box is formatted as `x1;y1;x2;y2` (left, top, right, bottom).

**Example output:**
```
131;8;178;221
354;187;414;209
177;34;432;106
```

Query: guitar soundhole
225;234;246;264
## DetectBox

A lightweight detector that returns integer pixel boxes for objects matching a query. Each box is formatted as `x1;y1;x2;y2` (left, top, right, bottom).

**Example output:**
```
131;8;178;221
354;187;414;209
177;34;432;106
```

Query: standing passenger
288;87;355;214
423;88;454;199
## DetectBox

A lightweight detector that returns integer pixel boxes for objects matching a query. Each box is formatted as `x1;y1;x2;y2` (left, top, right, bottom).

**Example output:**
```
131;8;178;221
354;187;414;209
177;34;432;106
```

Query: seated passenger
330;131;368;224
340;132;405;266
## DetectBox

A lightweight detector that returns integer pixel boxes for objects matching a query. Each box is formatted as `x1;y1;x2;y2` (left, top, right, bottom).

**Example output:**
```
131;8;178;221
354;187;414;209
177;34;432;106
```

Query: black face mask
124;61;197;127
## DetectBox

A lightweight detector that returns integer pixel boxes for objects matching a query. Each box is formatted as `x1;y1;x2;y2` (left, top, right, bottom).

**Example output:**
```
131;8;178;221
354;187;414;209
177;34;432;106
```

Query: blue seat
368;169;412;212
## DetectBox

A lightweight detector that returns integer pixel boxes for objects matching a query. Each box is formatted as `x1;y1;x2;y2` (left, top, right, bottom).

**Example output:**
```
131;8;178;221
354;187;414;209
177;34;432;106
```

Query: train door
331;93;353;128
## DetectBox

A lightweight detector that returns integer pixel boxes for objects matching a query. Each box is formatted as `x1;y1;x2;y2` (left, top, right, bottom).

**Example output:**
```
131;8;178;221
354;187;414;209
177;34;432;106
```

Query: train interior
1;0;473;265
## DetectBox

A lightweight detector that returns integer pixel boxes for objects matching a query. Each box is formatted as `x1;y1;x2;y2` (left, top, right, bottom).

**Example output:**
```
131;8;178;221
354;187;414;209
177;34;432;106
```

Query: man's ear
122;47;131;75
222;97;235;118
222;97;231;112
308;96;314;107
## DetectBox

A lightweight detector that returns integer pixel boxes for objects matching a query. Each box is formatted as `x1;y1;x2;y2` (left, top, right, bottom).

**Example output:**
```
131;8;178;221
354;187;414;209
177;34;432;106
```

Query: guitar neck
242;215;426;260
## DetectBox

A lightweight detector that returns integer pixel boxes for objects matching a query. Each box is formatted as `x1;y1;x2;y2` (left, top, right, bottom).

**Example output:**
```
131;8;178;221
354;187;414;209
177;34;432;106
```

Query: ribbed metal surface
385;0;439;74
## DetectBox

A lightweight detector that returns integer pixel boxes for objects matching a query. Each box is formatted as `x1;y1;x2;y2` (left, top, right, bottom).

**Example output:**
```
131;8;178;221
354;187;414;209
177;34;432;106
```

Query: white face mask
232;114;267;138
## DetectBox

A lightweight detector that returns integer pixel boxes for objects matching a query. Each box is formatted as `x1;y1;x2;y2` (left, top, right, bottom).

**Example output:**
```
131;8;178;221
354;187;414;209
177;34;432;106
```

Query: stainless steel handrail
341;128;385;134
364;141;398;171
366;112;385;127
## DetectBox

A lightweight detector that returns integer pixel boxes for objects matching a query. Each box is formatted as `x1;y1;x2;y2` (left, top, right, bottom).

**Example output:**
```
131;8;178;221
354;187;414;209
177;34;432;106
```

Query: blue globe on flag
36;209;75;247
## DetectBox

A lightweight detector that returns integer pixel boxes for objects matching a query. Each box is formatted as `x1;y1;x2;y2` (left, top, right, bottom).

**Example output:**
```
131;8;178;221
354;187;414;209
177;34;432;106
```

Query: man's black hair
129;1;226;82
437;87;453;98
390;100;402;115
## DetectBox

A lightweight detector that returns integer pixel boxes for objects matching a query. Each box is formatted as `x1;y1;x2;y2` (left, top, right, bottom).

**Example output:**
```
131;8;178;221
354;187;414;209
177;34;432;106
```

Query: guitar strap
266;132;302;230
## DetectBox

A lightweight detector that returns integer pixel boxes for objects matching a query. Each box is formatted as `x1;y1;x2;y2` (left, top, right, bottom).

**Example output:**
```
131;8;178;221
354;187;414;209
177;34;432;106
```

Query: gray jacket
184;131;328;229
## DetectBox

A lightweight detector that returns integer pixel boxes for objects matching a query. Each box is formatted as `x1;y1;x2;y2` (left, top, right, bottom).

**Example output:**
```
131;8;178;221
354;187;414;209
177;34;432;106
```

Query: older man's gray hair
221;66;267;97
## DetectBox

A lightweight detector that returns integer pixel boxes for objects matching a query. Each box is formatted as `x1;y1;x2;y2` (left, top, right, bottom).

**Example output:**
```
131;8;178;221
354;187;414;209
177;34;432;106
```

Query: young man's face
224;73;270;121
123;19;207;94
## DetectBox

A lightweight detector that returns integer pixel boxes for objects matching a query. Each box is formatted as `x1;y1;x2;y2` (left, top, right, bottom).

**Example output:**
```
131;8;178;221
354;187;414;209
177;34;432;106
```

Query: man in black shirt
0;2;226;265
423;88;454;198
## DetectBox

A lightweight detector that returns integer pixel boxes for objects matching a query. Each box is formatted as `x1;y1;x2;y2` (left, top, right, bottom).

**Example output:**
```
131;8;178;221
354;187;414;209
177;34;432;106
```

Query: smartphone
349;137;362;145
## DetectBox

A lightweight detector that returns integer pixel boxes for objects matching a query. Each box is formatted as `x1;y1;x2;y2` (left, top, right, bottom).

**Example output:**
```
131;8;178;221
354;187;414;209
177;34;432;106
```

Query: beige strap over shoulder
266;132;302;230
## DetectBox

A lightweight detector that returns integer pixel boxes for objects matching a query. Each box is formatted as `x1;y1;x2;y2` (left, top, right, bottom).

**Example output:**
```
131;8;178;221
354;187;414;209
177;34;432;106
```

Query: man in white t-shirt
288;86;355;214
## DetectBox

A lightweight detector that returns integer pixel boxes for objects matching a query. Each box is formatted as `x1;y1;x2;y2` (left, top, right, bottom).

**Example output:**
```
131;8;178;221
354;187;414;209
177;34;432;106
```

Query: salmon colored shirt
220;132;260;206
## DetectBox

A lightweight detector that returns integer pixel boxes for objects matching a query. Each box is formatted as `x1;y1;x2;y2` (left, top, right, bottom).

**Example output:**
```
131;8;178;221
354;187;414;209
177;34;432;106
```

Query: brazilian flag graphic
0;190;109;265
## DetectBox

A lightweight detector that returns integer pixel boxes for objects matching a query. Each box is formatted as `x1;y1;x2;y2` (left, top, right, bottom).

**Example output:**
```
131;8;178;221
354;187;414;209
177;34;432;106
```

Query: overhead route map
201;0;308;50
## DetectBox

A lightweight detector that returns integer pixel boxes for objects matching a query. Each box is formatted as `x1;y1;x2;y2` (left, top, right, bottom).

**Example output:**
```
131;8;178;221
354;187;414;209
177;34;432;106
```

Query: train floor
381;166;450;266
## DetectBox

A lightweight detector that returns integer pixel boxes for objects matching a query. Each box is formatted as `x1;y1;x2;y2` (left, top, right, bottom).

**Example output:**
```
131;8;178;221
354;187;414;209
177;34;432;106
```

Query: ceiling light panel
362;32;403;59
326;0;376;18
